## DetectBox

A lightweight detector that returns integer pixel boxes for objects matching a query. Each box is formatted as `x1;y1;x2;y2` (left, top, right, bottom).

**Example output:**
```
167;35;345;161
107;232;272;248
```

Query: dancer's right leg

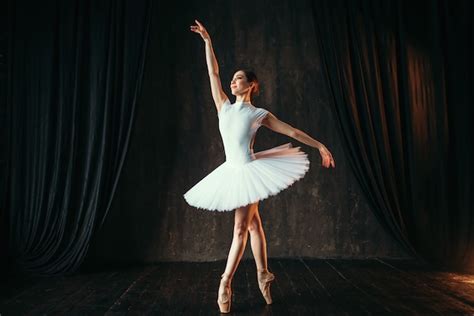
218;203;257;311
222;202;258;279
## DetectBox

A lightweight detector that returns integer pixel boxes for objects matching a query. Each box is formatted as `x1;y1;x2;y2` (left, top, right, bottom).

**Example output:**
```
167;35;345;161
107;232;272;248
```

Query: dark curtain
312;0;473;271
0;1;8;276
6;0;152;276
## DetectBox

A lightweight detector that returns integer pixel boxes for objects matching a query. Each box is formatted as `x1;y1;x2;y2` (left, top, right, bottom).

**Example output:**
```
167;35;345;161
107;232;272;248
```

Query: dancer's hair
238;69;260;97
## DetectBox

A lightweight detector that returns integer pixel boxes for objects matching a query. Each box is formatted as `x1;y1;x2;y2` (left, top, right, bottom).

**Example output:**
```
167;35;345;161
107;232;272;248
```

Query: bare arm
190;20;228;112
262;113;336;168
204;39;228;110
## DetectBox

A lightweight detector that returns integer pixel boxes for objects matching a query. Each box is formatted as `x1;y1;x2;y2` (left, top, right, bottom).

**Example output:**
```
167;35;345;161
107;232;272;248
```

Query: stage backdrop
83;0;409;268
5;0;152;275
312;0;473;272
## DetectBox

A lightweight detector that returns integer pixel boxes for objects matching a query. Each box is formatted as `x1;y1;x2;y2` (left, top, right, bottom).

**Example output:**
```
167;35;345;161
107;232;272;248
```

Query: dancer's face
230;70;254;96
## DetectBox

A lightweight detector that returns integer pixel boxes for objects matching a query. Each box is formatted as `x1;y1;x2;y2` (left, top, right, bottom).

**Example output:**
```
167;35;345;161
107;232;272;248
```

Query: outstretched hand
319;144;335;168
190;19;211;41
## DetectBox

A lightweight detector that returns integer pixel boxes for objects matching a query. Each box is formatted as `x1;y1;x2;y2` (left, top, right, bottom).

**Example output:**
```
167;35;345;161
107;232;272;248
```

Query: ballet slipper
257;269;275;304
217;273;232;313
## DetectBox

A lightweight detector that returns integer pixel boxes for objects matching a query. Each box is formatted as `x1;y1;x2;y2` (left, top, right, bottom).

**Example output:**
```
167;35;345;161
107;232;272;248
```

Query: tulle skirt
183;142;310;211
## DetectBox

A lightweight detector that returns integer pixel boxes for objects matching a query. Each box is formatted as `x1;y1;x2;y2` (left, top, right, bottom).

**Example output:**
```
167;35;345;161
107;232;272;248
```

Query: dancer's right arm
190;19;228;113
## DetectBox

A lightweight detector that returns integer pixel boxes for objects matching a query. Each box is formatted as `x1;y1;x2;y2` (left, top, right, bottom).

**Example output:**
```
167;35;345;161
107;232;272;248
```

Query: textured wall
85;0;409;266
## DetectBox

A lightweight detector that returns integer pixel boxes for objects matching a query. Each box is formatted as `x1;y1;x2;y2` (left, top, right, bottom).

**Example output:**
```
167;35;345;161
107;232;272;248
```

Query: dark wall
85;0;409;265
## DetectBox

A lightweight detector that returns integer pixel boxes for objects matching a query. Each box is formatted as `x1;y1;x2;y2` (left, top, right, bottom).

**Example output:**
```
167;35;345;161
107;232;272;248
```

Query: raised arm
190;19;228;112
262;113;336;168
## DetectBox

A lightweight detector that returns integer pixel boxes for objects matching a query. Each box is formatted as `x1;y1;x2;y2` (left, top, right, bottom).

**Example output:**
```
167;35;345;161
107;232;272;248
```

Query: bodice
218;100;269;165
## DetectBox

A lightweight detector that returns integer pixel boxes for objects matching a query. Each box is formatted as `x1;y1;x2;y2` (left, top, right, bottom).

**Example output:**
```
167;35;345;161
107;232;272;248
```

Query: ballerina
187;19;335;313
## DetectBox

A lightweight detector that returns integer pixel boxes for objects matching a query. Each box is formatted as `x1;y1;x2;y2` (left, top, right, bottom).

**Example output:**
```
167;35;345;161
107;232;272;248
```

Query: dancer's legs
222;202;258;279
248;205;269;272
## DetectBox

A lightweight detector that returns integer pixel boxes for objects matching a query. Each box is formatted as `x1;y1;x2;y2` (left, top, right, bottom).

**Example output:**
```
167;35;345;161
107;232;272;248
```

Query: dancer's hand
190;19;211;41
318;144;335;168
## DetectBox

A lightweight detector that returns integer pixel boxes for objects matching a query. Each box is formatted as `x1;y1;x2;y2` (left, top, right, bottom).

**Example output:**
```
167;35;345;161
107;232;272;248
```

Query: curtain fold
7;0;152;276
312;0;473;271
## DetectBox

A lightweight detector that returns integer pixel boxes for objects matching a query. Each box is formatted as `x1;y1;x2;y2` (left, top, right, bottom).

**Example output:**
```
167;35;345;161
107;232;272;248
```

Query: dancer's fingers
190;26;201;34
195;21;207;33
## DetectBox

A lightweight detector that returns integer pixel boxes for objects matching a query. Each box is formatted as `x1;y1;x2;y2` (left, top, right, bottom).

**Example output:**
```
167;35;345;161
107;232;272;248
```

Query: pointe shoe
217;273;232;313
257;269;275;304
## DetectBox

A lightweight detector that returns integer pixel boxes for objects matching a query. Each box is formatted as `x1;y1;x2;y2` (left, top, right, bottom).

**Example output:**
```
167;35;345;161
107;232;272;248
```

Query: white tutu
183;99;310;212
183;142;310;211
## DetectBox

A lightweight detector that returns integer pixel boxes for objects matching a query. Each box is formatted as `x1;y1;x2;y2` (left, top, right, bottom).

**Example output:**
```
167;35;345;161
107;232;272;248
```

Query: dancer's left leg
248;204;269;272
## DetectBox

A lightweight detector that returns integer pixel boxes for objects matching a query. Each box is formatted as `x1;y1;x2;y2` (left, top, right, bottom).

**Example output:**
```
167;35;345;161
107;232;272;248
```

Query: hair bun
238;68;260;97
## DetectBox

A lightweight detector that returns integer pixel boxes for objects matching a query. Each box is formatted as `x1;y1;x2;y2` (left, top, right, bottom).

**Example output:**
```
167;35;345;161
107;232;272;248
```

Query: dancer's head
230;69;260;99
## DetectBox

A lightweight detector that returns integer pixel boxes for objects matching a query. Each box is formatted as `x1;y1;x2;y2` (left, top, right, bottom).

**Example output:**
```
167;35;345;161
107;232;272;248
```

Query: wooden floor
1;258;474;315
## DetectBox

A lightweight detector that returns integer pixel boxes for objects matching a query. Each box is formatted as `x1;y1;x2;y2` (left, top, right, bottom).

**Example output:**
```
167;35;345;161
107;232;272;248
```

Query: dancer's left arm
262;113;335;168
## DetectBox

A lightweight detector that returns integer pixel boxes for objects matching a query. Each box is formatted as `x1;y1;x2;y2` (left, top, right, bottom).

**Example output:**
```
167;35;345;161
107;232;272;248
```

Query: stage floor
1;258;474;315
